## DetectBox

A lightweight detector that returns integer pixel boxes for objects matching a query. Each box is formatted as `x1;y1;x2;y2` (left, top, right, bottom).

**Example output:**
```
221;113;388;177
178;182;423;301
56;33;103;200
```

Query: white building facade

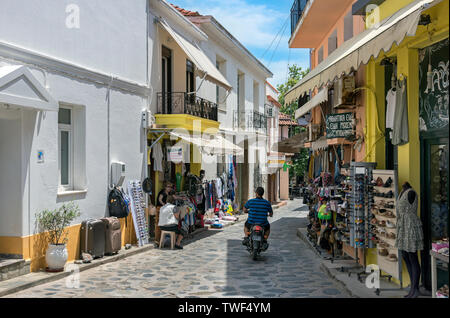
0;0;151;267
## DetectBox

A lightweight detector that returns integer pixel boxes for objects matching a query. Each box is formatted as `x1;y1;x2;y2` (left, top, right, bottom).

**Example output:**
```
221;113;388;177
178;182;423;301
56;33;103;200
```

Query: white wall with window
0;0;149;243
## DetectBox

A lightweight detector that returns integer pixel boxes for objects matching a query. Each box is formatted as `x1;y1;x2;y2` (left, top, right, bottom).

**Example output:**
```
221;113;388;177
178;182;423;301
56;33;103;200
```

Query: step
0;258;31;282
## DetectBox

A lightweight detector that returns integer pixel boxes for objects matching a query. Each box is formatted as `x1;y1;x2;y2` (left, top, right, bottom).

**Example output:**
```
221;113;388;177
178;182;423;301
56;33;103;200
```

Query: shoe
262;241;269;251
386;221;395;228
385;191;394;198
386;232;396;239
376;177;384;187
384;211;396;218
378;220;386;227
175;245;183;249
242;237;249;246
383;177;393;188
378;248;389;256
387;254;398;262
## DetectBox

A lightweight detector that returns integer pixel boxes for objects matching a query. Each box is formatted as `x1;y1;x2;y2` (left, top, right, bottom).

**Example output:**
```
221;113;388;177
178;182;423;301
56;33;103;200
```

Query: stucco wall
0;0;148;84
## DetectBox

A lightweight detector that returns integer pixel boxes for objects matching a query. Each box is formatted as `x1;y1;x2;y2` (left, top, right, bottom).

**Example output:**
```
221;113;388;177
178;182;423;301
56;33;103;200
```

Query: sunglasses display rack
338;162;377;278
349;162;377;250
371;169;403;289
127;180;150;247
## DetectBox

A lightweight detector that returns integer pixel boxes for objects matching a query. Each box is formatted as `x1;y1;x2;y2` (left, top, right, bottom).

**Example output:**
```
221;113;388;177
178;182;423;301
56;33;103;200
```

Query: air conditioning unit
332;75;355;108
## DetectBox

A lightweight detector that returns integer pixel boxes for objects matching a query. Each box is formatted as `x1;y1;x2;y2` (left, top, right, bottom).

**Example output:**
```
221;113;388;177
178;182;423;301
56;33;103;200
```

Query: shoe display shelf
371;170;403;290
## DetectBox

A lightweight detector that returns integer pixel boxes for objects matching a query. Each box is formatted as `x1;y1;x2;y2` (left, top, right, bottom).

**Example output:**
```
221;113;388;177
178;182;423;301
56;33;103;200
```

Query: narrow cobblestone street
5;200;348;298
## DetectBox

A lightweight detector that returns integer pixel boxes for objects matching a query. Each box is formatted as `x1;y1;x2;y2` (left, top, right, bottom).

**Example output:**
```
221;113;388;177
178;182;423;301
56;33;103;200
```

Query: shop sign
419;38;449;132
168;146;183;163
326;112;354;139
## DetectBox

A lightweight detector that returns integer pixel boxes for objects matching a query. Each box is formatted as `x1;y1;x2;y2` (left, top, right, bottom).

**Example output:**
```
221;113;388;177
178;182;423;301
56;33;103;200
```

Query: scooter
246;224;268;260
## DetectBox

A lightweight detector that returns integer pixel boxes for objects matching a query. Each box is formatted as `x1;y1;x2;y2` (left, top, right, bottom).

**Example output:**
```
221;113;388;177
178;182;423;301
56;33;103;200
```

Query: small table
430;250;449;298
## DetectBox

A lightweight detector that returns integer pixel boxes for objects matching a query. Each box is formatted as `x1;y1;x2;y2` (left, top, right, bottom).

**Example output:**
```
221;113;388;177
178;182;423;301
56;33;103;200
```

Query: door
421;137;449;290
161;46;172;114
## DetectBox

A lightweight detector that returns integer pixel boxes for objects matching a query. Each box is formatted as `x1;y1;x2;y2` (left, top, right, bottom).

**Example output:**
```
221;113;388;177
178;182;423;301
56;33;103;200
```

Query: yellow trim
0;213;138;272
154;114;220;133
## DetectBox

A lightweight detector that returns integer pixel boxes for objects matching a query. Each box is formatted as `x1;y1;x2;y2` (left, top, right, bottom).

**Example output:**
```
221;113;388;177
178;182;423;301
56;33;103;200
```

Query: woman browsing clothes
156;182;175;207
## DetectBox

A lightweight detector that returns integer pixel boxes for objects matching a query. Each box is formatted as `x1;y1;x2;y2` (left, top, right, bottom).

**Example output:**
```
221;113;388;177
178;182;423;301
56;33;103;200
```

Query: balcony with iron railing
157;92;218;122
290;0;308;35
232;110;268;133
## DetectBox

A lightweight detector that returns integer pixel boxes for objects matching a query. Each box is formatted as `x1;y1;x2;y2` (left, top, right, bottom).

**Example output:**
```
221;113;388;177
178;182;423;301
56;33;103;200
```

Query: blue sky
171;0;310;89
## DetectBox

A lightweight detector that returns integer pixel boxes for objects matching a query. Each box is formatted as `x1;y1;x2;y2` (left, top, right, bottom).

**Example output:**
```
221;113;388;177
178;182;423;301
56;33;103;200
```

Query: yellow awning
159;19;232;91
285;0;436;104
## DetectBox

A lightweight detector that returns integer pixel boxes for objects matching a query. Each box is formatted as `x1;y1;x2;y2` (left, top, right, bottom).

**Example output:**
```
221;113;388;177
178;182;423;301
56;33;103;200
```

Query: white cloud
262;58;310;88
173;0;289;50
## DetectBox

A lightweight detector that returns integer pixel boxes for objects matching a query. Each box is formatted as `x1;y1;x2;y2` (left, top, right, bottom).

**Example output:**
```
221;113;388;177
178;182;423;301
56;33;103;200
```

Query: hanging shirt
152;142;163;172
386;88;397;129
392;79;409;146
215;178;223;199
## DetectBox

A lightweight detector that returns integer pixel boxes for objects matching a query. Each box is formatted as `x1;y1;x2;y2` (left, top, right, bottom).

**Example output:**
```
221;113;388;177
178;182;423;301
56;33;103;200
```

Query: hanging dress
395;188;424;252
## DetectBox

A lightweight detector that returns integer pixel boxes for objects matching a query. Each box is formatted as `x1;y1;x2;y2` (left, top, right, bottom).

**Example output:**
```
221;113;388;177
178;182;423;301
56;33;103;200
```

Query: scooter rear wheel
252;241;260;260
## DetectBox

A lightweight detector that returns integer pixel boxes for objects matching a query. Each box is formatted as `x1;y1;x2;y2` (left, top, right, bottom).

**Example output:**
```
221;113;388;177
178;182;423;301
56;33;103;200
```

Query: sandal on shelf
376;177;384;187
371;218;378;225
386;221;396;228
378;248;389;256
383;177;393;188
378;220;386;227
387;254;398;262
386;232;396;239
384;211;396;218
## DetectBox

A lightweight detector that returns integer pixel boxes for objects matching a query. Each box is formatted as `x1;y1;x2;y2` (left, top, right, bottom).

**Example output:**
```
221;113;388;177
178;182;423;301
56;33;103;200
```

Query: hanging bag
108;187;130;225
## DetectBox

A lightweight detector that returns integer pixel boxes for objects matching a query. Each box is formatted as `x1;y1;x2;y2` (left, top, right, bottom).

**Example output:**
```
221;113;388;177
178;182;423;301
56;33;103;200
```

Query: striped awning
285;0;437;105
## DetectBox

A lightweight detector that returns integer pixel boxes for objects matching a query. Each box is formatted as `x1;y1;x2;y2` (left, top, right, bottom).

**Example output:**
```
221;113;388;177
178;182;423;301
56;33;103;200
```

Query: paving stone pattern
5;200;348;298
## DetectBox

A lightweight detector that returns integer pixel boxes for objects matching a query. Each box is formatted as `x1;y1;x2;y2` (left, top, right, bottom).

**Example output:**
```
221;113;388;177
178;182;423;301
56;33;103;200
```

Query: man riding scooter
242;187;273;251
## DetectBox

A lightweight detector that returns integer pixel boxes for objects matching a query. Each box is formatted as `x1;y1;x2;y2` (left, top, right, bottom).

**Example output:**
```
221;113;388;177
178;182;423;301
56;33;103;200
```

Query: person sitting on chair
158;195;183;249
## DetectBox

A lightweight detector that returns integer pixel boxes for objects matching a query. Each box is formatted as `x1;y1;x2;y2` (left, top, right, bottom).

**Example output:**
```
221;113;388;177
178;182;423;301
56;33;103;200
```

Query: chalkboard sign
326;112;354;139
419;38;449;132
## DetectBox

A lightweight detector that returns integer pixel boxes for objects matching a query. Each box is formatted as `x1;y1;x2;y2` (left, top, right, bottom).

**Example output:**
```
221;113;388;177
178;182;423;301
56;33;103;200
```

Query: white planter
45;244;68;271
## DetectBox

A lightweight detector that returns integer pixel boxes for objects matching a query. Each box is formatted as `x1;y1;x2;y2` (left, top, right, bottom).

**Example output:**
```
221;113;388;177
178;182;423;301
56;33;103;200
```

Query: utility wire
268;18;289;68
260;15;290;60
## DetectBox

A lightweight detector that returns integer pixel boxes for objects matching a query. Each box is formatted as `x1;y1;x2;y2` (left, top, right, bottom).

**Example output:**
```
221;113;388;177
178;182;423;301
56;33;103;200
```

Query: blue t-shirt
245;198;273;225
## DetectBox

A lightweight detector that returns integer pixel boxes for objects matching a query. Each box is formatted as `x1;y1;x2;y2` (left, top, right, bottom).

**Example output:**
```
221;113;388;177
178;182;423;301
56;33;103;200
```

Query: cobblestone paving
5;200;348;298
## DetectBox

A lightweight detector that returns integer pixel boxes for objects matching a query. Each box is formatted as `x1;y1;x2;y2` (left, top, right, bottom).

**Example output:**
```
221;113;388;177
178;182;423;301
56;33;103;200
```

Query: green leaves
276;64;310;179
36;202;81;245
277;64;309;115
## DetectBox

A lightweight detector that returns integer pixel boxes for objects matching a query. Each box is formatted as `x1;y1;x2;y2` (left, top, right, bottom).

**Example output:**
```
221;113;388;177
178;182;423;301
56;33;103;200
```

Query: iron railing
232;110;268;132
291;0;308;35
157;92;218;121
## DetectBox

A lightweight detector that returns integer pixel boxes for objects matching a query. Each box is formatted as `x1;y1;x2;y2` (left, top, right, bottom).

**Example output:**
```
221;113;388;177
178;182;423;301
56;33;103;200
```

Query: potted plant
36;202;81;272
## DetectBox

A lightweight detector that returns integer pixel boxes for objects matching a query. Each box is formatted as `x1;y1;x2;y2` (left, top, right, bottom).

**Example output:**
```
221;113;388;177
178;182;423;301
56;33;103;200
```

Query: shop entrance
420;136;449;290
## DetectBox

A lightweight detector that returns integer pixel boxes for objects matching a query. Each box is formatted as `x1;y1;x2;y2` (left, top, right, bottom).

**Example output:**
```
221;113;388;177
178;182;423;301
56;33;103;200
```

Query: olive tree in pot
36;202;81;272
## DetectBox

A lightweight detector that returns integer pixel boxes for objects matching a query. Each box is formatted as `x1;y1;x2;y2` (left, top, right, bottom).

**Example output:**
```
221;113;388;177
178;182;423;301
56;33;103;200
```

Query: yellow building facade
364;0;449;287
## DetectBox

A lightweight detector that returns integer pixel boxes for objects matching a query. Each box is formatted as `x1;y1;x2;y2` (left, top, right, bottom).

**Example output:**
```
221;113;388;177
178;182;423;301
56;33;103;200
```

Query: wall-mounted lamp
418;14;432;26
